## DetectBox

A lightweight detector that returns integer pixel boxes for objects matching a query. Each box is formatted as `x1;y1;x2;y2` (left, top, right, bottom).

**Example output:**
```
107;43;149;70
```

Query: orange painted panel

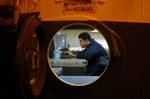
143;0;150;22
99;0;142;22
39;0;142;22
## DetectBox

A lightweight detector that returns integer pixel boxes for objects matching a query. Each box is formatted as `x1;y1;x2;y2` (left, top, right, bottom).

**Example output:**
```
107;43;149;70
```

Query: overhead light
91;29;99;32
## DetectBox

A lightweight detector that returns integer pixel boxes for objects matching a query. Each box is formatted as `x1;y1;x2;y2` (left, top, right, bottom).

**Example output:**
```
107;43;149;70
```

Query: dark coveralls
76;39;109;76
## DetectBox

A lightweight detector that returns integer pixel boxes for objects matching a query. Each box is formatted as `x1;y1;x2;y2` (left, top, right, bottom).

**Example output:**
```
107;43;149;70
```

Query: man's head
78;32;91;48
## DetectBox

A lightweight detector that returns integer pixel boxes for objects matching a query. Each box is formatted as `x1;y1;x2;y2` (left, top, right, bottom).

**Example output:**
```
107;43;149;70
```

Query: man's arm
63;51;76;58
76;47;98;60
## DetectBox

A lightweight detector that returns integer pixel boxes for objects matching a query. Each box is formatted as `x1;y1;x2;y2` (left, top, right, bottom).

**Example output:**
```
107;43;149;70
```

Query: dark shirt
76;39;109;75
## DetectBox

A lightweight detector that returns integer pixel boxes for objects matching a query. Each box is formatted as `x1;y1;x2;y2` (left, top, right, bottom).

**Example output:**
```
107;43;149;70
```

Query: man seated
65;32;109;76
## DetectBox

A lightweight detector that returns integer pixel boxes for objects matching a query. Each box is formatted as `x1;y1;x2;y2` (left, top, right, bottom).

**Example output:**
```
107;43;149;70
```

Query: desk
49;58;87;75
60;76;99;84
53;67;63;76
49;58;87;67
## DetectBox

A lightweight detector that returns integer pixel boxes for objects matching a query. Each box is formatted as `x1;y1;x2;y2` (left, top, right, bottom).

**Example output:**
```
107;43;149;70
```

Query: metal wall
38;0;150;22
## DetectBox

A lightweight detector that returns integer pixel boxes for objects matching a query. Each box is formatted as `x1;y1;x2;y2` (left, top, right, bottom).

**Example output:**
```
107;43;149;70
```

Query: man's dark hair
78;32;91;41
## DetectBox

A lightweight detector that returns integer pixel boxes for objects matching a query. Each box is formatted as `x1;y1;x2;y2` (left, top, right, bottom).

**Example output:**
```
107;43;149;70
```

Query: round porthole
47;23;110;86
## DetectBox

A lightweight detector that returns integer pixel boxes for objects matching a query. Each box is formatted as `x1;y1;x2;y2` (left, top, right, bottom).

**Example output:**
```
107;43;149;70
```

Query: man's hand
64;51;76;58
